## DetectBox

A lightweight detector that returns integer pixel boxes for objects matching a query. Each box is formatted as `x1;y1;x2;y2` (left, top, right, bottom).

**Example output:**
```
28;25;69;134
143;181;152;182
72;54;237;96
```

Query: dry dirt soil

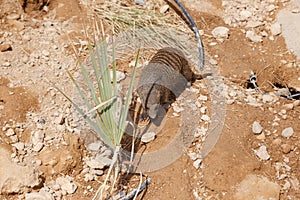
0;0;300;200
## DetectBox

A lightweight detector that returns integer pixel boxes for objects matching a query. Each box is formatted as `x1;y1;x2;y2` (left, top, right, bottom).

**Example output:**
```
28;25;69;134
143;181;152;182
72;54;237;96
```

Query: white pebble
201;115;210;122
12;142;25;151
212;26;229;42
33;142;44;152
56;176;77;194
281;127;294;138
252;121;263;134
193;159;202;169
254;146;270;160
141;132;156;143
6;128;15;136
270;22;282;36
246;30;263;42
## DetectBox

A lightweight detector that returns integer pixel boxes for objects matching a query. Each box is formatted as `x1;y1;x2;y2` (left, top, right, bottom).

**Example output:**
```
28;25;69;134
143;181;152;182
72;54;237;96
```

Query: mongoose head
139;84;162;120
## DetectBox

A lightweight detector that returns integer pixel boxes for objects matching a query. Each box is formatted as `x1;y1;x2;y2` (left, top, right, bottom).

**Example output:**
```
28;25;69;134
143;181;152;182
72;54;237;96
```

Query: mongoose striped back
137;47;202;119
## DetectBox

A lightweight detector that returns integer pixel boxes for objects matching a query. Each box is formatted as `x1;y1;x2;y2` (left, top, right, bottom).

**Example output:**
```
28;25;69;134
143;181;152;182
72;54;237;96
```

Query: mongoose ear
149;104;160;119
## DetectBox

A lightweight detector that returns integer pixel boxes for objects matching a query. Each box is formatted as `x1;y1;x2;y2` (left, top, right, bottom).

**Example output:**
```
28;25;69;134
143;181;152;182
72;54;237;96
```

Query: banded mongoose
137;47;203;120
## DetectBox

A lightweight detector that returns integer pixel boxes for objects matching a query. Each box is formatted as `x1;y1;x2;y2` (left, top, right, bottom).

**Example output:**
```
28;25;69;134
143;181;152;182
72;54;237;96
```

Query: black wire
173;0;204;71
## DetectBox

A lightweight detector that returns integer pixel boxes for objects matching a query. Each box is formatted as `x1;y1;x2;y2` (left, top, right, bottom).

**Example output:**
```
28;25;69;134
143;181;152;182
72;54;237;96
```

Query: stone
6;13;20;20
160;5;169;14
87;141;102;151
193;159;202;169
0;146;40;194
6;128;15;136
281;127;294;138
12;142;25;151
234;174;281;200
277;2;300;59
212;26;229;42
173;105;184;113
239;10;252;20
141;132;156;143
262;94;274;103
25;191;54;200
246;30;263;42
252;121;263;134
110;70;126;83
56;176;77;194
201;115;210;122
293;100;300;107
270;22;282;36
31;130;45;145
0;44;12;52
86;159;105;169
188;152;198;161
198;95;208;101
135;0;144;5
254;145;270;160
33;142;44;152
283;103;294;110
281;144;292;154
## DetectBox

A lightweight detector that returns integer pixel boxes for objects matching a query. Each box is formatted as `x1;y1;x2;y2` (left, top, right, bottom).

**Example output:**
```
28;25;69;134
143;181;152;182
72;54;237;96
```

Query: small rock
93;169;104;176
270;22;282;36
1;62;11;67
262;94;274;103
0;44;12;52
173;105;184;113
33;143;44;152
198;95;208;101
25;191;54;200
256;133;266;140
86;159;105;169
87;141;102;151
282;180;291;190
6;128;15;136
10;135;18;143
110;70;126;82
282;127;294;138
42;50;50;57
141;132;156;143
84;173;94;182
160;5;169;14
283;103;294;110
281;144;292;154
201;115;210;122
246;21;263;28
252;121;263;134
135;0;144;5
234;174;280;200
212;26;229;42
293;100;300;107
209;58;218;65
54;114;65;125
31;130;45;145
246;30;263;42
95;156;112;166
56;176;77;194
6;13;20;20
188;152;198;161
193;159;202;169
12;142;25;151
22;35;31;41
239;10;252;20
254;145;270;160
